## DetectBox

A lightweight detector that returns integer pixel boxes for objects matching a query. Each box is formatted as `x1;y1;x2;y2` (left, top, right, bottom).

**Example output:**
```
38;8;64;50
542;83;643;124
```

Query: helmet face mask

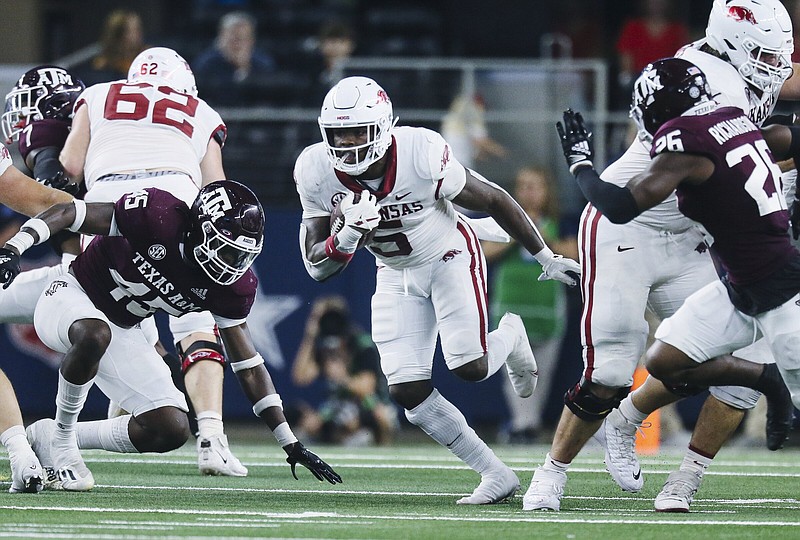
705;0;794;94
630;58;716;144
127;47;198;96
2;65;85;141
189;180;264;286
318;76;397;176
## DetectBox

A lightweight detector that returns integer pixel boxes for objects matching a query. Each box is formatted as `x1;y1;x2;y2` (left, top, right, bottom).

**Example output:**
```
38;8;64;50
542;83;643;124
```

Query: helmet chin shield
318;76;397;175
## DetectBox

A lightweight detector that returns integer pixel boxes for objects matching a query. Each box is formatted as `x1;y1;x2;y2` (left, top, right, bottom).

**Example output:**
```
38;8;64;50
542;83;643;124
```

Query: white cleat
8;452;43;494
499;313;538;398
456;465;519;505
26;419;56;469
522;467;566;511
56;459;95;492
654;470;702;513
595;409;643;492
197;434;248;477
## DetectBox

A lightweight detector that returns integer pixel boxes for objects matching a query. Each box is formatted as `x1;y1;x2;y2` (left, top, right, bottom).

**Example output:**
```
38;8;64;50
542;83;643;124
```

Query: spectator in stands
290;295;397;446
74;10;146;86
192;11;277;107
305;19;357;106
482;166;577;444
441;93;508;171
615;0;689;105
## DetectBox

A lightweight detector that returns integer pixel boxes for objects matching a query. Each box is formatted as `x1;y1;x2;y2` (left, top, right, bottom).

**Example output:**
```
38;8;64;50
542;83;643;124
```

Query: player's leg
27;321;191;486
524;207;651;511
171;312;247;477
372;266;517;505
434;231;537;398
0;263;68;324
32;273;108;491
0;369;43;493
601;241;718;491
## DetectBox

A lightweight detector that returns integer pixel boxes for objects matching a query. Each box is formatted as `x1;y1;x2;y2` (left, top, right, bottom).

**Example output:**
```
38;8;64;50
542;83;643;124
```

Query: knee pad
177;339;226;374
663;381;708;398
709;385;761;410
564;379;631;421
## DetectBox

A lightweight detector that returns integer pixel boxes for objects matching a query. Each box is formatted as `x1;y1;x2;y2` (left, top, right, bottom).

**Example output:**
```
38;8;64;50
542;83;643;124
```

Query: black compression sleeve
575;167;641;224
29;146;64;181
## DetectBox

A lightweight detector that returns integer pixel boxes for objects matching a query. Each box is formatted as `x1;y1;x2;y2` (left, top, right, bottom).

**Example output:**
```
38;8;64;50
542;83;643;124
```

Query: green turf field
1;440;799;539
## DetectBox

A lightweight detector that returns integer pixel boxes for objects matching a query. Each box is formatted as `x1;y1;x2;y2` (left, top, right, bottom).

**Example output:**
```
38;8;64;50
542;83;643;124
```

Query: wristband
272;421;298;447
569;159;593;176
334;225;362;253
230;353;265;373
324;235;354;263
533;246;555;266
23;218;51;244
68;199;87;232
6;231;35;254
252;393;283;416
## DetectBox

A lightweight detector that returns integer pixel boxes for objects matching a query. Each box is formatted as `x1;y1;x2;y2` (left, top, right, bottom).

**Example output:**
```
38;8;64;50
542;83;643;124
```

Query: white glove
534;247;581;286
336;190;381;253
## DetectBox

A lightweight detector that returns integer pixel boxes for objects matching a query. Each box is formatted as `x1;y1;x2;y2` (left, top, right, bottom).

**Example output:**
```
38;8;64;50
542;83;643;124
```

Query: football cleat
197;434;248;477
763;364;794;451
499;313;538;398
654;469;703;512
8;452;43;494
522;466;567;511
456;464;519;505
594;409;644;492
56;460;95;492
26;418;56;469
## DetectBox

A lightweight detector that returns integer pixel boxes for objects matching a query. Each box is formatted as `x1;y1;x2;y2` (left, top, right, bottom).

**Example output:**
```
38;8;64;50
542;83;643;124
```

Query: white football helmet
127;47;198;96
706;0;793;94
318;76;398;176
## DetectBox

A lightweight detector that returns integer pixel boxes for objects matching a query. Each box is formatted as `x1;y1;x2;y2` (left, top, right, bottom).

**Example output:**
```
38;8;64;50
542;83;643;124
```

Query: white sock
542;452;570;473
618;394;648;426
405;389;503;474
681;447;713;477
1;425;32;458
482;326;515;381
196;411;224;439
53;373;94;452
75;415;137;453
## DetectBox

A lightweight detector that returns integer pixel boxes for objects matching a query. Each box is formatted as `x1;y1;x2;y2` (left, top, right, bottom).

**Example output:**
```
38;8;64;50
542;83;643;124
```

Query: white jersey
0;145;11;176
602;40;783;231
76;80;225;191
295;126;469;269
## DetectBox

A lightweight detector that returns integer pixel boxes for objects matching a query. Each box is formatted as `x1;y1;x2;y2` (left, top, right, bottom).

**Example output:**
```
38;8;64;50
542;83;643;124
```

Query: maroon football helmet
188;180;264;285
2;65;85;141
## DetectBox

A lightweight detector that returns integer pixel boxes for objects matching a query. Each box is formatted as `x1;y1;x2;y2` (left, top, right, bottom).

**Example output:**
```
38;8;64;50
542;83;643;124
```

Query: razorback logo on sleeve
440;144;451;173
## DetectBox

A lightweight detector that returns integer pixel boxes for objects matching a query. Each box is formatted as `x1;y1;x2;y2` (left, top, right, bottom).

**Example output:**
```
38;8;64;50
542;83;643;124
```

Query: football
330;200;377;248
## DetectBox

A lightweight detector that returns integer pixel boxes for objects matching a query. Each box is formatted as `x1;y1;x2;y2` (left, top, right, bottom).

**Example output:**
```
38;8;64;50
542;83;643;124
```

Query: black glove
556;109;594;175
0;248;21;289
791;198;800;240
285;442;342;484
38;171;79;195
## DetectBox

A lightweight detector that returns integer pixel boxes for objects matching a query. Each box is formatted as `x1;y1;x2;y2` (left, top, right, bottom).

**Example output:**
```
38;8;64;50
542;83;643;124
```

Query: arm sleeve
424;130;466;199
575;167;641;224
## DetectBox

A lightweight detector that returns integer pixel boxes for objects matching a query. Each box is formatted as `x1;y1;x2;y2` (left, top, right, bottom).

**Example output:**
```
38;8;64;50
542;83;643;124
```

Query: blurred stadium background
0;0;769;438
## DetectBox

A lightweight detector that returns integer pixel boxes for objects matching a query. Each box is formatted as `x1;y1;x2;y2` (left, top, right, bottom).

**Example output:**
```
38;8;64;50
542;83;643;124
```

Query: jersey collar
334;136;397;201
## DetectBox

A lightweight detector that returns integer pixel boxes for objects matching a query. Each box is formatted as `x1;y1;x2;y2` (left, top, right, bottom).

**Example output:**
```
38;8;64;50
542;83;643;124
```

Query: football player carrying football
295;76;579;504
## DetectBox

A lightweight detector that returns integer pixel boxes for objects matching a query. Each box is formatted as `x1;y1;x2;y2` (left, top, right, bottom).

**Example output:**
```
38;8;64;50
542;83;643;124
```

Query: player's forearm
575;167;640;224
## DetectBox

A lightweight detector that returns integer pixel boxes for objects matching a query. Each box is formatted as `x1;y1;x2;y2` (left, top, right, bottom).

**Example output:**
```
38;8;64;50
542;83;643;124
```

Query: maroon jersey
17;118;70;161
651;106;795;286
71;188;257;328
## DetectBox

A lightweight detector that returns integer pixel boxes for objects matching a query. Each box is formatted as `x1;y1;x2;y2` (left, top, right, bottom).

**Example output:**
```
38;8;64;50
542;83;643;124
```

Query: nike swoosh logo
632;468;641;480
395;192;412;200
446;433;463;448
617;246;635;252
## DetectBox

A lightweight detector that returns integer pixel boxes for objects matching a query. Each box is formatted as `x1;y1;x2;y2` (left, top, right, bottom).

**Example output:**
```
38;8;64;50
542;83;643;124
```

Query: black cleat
762;364;794;451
